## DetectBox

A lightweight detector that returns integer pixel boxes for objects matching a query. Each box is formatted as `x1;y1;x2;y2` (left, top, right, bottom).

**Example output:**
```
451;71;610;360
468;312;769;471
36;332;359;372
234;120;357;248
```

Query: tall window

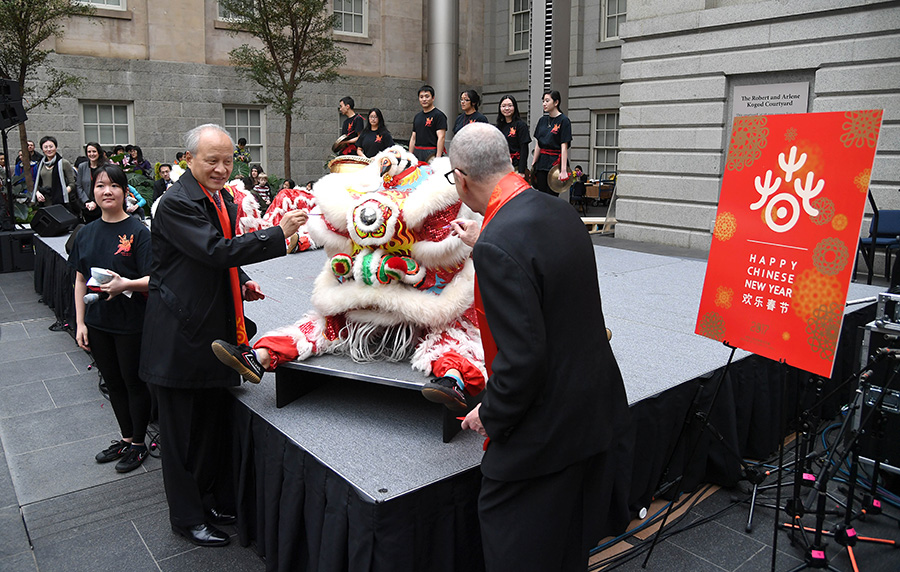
224;107;264;164
591;111;619;176
602;0;626;41
334;0;367;36
79;0;124;8
82;102;131;147
510;0;530;54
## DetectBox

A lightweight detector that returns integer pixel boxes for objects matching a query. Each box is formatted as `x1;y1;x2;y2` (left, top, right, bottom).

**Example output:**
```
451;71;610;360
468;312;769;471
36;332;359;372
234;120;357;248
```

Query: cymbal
548;164;572;194
332;134;353;153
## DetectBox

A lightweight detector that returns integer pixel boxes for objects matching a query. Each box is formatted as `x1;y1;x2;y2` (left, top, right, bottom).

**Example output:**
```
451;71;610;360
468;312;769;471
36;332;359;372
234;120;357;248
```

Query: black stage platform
33;234;884;572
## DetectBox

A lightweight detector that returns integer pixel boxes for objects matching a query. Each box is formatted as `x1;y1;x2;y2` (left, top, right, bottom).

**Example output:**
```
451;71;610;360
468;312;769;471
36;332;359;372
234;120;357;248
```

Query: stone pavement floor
1;261;898;572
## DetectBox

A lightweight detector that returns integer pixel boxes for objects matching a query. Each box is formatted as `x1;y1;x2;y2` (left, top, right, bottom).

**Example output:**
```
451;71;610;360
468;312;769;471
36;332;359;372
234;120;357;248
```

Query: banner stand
642;343;740;569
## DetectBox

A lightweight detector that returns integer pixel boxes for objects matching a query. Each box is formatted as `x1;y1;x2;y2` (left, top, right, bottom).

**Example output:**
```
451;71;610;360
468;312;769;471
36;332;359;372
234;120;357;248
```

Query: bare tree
219;0;346;179
0;0;93;194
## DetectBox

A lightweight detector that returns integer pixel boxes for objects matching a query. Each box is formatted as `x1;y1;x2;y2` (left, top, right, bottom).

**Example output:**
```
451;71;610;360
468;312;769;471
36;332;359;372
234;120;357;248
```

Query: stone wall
19;54;423;184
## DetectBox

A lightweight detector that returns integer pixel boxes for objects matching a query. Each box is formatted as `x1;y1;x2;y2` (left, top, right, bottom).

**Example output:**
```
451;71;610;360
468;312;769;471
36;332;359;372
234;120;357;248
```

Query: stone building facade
480;0;899;251
24;0;485;182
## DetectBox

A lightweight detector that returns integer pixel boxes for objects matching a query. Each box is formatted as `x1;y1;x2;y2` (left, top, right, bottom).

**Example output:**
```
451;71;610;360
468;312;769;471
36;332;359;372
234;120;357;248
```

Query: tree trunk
283;112;292;180
17;123;33;194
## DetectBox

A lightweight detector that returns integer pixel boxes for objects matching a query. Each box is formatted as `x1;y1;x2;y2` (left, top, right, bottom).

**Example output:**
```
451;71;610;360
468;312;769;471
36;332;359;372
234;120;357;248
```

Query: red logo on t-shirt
550;123;560;134
425;117;433;127
508;127;516;137
115;234;134;256
375;135;382;143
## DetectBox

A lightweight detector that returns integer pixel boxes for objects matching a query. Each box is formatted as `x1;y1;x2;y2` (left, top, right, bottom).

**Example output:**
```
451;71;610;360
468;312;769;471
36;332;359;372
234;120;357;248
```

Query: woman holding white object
69;164;153;473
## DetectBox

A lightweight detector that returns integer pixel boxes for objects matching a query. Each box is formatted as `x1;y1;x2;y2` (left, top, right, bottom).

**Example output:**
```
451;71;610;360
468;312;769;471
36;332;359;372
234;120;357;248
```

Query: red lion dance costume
251;147;487;396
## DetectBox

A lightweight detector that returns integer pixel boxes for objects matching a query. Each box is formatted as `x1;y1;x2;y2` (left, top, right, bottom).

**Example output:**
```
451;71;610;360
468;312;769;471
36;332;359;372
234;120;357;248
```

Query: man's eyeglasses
444;167;468;185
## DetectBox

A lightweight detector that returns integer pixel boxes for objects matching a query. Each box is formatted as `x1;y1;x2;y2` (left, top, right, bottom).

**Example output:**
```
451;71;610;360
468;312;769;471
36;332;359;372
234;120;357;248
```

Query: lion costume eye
352;197;395;243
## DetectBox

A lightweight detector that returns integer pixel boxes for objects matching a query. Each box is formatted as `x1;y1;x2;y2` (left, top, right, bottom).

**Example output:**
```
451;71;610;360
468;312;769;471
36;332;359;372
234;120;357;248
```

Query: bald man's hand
279;210;308;238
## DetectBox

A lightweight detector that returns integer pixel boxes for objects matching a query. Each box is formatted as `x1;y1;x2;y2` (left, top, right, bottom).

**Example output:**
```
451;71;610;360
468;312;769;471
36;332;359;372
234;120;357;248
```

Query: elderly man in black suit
453;123;631;571
141;124;307;547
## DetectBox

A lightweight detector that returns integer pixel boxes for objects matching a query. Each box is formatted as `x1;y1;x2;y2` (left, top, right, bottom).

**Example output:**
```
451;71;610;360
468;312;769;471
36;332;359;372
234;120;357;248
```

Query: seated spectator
127;146;153;178
152;163;174;206
252;173;272;210
126;184;147;219
281;178;296;190
243;164;262;192
110;145;127;166
234;138;251;164
14;140;40;181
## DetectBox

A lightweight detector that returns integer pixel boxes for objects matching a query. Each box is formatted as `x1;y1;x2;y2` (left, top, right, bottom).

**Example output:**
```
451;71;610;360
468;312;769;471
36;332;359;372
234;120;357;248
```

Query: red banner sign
696;110;883;377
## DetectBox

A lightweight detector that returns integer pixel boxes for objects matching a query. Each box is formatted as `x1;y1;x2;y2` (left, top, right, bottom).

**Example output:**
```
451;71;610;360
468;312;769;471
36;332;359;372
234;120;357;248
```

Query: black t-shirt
67;216;152;334
533;114;573;172
357;129;395;157
340;113;366;155
453;111;489;134
412;108;448;150
499;119;531;173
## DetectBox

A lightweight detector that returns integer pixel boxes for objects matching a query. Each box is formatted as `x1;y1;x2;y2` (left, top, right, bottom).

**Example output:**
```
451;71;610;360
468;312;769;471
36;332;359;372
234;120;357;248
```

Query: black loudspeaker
0;230;35;272
0;79;27;130
31;205;78;237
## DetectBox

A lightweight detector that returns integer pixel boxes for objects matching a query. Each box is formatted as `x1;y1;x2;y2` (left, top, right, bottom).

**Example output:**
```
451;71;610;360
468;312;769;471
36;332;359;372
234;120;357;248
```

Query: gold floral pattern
713;212;737;241
726;116;769;171
831;214;848;231
806;302;842;361
854;169;871;193
812;237;849;276
785;127;798;142
840;110;882;148
809;197;835;226
714;286;734;309
792;269;843;321
698;312;726;341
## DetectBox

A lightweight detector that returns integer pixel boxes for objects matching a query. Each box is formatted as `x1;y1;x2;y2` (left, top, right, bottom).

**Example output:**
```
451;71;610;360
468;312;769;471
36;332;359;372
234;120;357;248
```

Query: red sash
200;184;248;345
474;171;531;376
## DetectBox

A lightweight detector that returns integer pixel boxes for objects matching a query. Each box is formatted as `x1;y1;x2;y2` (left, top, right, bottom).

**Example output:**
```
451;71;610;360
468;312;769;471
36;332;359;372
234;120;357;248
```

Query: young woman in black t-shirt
530;90;572;195
495;95;531;175
69;164;152;474
453;89;489;134
356;108;395;158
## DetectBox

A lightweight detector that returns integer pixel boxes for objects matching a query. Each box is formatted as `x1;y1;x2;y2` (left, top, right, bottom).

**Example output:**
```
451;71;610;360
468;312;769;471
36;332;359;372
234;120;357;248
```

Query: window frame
508;0;530;55
601;0;627;42
590;110;620;178
78;0;126;10
333;0;368;38
80;101;134;149
223;106;266;168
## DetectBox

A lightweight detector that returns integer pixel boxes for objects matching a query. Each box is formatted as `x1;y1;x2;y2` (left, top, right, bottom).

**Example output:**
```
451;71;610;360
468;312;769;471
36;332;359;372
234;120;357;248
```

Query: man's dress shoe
207;508;237;526
171;523;230;547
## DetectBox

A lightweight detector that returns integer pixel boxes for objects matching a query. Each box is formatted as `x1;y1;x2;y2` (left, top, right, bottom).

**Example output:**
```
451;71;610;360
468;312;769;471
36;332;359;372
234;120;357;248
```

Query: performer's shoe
211;340;265;384
115;445;148;473
95;440;130;463
421;376;467;412
287;233;299;254
206;508;237;526
171;523;230;547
